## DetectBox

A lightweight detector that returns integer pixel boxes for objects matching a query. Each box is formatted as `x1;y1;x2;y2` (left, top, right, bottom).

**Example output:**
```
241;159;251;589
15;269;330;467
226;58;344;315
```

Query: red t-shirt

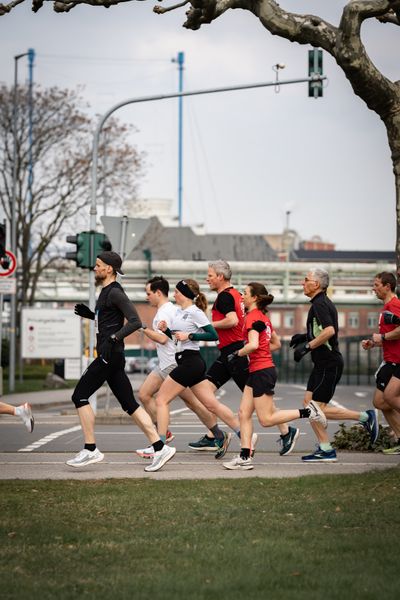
212;287;245;349
244;308;275;372
379;296;400;363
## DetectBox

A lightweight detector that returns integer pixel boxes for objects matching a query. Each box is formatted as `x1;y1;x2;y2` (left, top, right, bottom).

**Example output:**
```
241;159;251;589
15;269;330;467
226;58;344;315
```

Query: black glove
251;320;266;333
74;304;95;320
294;342;311;363
382;311;400;326
100;335;118;363
290;333;307;348
226;350;243;374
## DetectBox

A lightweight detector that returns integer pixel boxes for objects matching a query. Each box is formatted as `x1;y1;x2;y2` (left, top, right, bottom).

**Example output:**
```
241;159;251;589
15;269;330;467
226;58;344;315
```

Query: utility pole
9;49;34;392
172;52;185;226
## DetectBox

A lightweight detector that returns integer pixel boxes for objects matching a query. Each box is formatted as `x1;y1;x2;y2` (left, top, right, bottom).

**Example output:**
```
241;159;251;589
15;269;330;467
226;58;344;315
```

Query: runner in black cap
66;252;176;473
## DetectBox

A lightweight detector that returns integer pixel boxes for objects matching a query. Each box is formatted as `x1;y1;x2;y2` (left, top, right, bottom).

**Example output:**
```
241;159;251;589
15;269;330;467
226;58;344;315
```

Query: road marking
170;407;190;415
18;425;81;452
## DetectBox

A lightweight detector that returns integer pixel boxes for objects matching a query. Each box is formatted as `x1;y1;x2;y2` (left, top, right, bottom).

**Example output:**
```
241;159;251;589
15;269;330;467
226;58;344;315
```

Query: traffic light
66;231;112;269
308;48;323;98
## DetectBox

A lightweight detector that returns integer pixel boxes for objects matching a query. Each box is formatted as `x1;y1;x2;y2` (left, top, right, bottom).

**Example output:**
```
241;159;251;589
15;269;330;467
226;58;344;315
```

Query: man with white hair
291;267;378;462
189;259;299;457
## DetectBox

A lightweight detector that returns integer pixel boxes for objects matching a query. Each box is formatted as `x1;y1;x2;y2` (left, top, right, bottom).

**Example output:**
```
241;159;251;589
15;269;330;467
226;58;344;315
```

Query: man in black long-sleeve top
67;251;176;472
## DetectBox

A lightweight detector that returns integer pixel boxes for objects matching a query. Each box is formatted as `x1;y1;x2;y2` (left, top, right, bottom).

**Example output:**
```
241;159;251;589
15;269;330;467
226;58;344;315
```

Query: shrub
332;422;395;452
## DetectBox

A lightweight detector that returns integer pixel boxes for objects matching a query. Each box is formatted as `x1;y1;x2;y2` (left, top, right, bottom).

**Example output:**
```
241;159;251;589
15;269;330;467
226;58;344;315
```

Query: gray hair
208;260;232;281
309;267;329;291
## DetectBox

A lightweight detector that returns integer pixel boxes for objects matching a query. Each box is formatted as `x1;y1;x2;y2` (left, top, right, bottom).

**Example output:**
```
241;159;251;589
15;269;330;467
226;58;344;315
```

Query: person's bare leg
156;376;186;438
303;391;330;444
374;389;400;437
0;402;16;415
76;404;96;444
191;380;240;432
383;376;400;413
138;371;163;423
179;387;218;430
131;406;161;445
238;387;255;449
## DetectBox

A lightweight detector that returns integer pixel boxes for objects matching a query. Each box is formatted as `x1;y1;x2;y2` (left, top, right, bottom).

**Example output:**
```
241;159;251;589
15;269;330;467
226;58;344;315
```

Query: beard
95;273;106;287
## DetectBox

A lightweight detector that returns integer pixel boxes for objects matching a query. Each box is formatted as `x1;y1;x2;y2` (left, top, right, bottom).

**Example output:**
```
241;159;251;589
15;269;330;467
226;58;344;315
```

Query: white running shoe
66;448;104;468
250;433;258;458
17;403;34;432
307;400;327;428
223;455;254;470
136;445;155;459
144;445;176;472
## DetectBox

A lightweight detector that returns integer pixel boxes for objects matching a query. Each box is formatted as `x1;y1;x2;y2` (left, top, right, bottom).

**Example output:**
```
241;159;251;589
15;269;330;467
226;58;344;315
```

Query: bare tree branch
0;84;145;305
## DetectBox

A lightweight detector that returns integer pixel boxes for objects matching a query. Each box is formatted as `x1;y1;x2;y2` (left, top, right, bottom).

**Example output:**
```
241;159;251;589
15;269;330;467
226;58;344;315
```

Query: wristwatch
110;334;118;342
381;333;386;341
188;333;194;341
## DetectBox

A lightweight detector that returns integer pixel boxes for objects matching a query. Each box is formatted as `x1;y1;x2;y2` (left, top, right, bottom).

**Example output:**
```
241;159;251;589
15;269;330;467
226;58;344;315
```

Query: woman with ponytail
149;278;233;470
223;282;327;471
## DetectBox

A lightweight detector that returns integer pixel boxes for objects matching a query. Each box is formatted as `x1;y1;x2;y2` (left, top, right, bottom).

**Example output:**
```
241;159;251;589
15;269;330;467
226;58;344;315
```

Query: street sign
101;216;150;259
0;250;17;277
21;308;81;359
0;278;16;294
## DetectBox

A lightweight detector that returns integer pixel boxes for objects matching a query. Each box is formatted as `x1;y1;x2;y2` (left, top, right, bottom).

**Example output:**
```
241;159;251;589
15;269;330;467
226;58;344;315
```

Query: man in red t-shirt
189;260;298;456
362;271;400;454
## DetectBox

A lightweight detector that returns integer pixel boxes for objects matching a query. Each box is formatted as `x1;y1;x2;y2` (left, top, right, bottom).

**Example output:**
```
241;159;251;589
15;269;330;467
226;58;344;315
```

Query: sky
0;1;398;250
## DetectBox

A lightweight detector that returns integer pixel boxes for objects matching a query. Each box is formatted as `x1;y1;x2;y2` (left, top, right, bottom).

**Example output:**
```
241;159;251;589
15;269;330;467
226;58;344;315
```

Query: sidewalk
1;451;398;480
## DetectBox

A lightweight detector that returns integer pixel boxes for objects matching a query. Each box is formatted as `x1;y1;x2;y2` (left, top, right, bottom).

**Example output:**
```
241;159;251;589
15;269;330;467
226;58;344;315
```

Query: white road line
170;407;190;415
18;425;81;452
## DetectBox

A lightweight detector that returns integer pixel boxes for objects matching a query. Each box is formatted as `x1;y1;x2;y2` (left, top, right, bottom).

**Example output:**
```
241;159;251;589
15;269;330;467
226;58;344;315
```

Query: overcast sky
1;1;398;250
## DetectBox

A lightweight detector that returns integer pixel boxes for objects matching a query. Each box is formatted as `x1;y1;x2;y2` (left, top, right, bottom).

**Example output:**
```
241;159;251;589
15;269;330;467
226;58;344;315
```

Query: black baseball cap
97;251;124;275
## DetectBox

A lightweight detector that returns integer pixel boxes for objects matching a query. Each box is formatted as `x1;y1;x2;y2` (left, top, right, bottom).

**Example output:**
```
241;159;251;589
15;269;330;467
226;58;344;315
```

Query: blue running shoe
215;432;232;459
361;409;379;445
188;435;218;451
302;446;337;462
279;426;300;456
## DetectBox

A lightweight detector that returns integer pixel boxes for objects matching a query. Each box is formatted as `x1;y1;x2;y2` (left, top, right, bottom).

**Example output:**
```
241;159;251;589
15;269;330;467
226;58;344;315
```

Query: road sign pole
0;293;3;396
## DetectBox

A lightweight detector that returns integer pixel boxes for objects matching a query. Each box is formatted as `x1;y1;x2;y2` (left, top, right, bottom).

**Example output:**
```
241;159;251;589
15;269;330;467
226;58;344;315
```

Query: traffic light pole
89;73;326;359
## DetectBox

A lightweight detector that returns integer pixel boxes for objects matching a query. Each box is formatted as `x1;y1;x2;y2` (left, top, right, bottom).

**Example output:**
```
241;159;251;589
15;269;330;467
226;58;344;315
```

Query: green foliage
0;472;399;599
333;423;395;452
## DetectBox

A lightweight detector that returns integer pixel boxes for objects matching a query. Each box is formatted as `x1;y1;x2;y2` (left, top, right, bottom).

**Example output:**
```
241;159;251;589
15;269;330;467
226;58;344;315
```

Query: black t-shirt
306;292;343;366
95;281;141;351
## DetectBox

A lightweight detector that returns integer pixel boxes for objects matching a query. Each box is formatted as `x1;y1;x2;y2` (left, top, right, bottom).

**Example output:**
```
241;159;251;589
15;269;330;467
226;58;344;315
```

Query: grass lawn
1;470;399;600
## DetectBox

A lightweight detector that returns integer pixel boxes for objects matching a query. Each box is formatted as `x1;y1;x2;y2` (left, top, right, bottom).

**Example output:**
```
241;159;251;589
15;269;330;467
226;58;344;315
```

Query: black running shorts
206;342;249;391
246;367;277;398
375;361;400;391
306;362;343;404
169;350;207;387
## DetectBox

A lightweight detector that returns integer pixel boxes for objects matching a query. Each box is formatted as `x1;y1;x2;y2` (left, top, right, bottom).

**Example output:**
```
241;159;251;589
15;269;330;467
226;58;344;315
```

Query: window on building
367;313;378;329
270;312;281;328
284;311;294;329
338;312;345;328
348;312;359;329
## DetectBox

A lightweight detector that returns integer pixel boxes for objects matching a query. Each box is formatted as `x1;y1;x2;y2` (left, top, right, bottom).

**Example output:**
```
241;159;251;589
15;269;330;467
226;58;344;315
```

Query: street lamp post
9;51;31;392
88;73;326;359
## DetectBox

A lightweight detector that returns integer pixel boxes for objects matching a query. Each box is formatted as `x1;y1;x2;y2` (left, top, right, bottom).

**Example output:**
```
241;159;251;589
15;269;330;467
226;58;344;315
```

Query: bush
332;422;395;452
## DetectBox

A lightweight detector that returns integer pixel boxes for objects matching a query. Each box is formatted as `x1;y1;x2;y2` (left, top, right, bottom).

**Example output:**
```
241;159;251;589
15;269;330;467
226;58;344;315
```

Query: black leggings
72;354;140;415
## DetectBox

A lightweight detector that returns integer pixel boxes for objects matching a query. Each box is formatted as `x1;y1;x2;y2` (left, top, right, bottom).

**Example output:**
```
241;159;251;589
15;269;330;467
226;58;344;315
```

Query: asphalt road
1;382;399;479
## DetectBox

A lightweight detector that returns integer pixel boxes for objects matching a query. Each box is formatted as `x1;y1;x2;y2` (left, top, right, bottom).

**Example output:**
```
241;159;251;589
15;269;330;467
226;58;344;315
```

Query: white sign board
0;279;16;294
22;308;81;359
